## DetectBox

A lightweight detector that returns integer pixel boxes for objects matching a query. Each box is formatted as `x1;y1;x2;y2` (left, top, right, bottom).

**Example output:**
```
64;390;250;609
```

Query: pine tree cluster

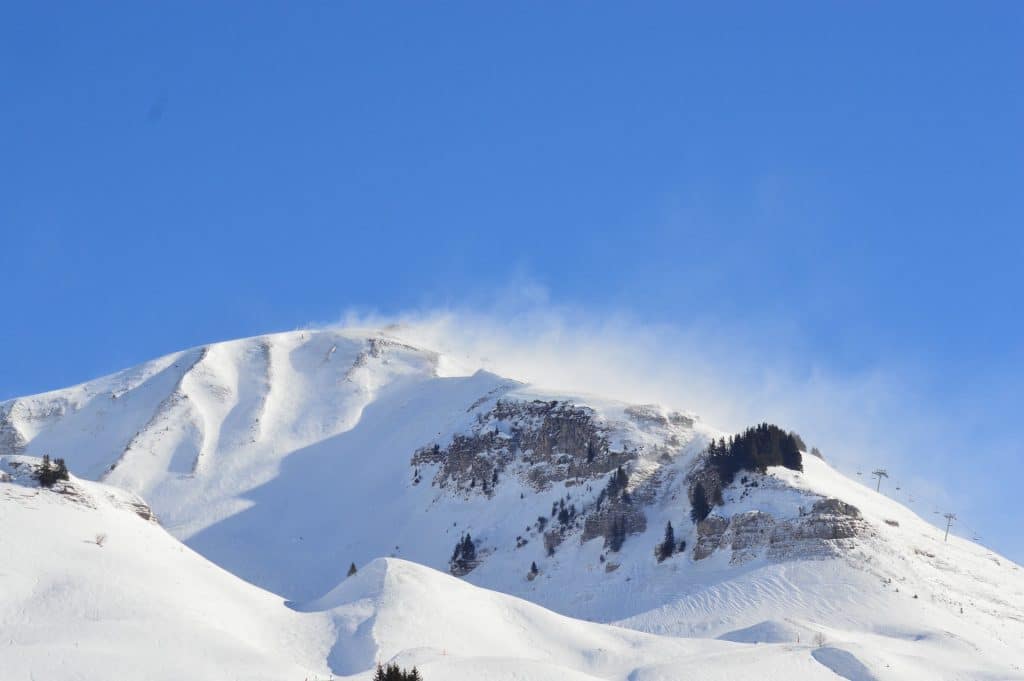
553;497;577;526
707;423;803;492
35;455;69;488
606;466;629;497
596;466;631;510
451;533;477;572
373;663;421;681
690;423;803;524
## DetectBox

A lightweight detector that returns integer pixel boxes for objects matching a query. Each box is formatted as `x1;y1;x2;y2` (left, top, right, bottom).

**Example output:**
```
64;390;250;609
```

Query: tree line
691;423;804;523
373;663;422;681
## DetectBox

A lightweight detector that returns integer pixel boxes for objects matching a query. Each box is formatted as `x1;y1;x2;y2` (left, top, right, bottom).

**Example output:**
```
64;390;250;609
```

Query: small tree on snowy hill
347;562;358;577
657;521;675;562
451;533;478;574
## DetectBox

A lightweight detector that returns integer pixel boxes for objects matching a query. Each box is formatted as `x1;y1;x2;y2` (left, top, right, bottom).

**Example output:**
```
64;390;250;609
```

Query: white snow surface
0;466;847;681
1;328;1023;680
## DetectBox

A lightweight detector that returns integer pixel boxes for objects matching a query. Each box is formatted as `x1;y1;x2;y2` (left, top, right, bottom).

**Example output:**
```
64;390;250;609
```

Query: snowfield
0;467;848;681
1;328;1023;680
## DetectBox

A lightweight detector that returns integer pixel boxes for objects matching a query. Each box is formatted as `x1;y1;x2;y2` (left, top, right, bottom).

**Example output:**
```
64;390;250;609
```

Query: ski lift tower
872;469;889;492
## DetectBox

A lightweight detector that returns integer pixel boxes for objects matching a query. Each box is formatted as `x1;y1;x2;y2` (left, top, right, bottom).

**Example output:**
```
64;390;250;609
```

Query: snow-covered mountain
2;328;1023;680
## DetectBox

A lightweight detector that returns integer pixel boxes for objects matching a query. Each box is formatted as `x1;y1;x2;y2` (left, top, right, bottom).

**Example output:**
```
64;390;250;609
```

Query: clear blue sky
2;4;1021;557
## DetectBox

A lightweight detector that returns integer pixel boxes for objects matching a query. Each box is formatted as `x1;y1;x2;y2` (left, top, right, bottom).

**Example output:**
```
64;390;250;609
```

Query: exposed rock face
413;398;662;557
767;498;869;561
581;502;648;550
543;529;564;555
0;415;27;457
694;498;870;564
624;404;695;429
0;402;42;456
345;336;431;382
720;511;777;564
412;399;636;493
694;515;729;560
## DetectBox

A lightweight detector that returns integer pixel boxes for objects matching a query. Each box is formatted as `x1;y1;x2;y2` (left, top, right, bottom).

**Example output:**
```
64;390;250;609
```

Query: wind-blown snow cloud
335;291;916;475
326;283;1018;557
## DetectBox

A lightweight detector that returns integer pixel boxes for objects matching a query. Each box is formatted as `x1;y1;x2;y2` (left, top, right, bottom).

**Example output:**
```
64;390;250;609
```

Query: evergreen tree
605;466;630;498
530;560;538;575
657;521;675;562
452;533;477;572
691;483;711;524
347;562;358;577
35;455;67;488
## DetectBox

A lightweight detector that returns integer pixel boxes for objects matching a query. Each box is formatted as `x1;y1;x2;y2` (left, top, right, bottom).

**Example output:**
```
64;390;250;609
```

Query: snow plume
329;286;990;543
334;292;901;466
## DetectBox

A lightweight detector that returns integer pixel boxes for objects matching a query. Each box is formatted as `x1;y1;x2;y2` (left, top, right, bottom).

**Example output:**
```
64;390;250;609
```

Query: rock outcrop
694;497;870;564
412;399;637;494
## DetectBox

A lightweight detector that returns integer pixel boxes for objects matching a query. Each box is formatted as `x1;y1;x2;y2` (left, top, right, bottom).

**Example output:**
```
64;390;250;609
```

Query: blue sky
2;4;1021;559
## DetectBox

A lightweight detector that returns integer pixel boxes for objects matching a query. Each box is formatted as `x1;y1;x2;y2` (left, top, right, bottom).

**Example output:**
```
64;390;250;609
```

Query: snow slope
2;461;853;681
297;557;845;681
617;455;1024;677
0;457;334;681
2;328;1023;680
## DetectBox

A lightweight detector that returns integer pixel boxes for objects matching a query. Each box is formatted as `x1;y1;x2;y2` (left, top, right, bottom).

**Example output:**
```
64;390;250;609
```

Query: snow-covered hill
0;457;333;681
2;328;1023;679
0;461;855;681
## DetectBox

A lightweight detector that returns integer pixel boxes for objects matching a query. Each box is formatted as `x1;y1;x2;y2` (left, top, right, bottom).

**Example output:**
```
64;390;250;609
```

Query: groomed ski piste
2;329;1022;680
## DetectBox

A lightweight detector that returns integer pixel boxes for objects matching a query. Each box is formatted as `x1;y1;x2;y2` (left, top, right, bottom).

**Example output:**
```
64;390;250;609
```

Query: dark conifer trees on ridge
373;662;422;681
35;455;70;488
690;423;804;522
